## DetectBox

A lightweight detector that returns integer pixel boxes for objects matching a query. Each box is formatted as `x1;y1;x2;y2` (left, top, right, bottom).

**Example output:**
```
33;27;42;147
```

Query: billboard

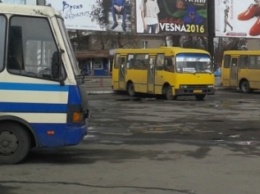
46;0;208;35
46;0;105;31
136;0;208;36
45;0;132;32
2;0;132;33
215;0;260;38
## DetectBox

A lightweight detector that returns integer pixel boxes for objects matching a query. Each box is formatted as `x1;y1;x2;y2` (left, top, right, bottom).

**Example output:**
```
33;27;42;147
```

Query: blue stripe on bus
68;85;81;104
0;82;69;91
0;102;68;112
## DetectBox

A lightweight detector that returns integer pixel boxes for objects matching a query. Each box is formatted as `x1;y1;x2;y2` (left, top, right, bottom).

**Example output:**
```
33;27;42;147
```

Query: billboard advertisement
43;0;208;35
215;0;260;38
102;0;132;32
45;0;132;32
46;0;105;31
136;0;208;36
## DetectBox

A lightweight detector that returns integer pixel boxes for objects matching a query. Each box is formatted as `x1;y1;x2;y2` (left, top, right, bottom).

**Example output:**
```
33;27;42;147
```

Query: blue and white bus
0;4;89;164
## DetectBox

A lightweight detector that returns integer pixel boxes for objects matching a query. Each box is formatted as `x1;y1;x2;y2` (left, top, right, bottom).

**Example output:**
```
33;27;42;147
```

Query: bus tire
240;80;251;93
165;86;174;100
195;94;205;101
0;123;31;164
127;82;135;97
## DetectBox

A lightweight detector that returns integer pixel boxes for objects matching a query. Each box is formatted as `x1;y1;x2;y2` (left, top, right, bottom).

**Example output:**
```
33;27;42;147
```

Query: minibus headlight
207;85;214;88
180;85;188;89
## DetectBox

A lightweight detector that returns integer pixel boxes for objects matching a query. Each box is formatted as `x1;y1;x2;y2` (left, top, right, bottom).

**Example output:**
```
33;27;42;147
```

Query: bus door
147;56;155;93
230;57;238;87
154;54;165;90
118;56;126;89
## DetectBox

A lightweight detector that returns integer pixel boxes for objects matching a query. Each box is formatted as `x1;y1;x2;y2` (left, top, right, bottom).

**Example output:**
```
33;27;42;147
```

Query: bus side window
239;56;248;68
248;56;257;69
164;57;174;72
143;59;149;69
8;26;23;71
127;58;134;69
114;54;121;69
156;54;164;70
120;57;125;68
223;55;231;68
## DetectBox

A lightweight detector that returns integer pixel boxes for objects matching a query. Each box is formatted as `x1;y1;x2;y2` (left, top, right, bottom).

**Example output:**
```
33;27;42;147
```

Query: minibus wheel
0;123;31;164
240;80;251;93
164;86;174;100
127;82;135;97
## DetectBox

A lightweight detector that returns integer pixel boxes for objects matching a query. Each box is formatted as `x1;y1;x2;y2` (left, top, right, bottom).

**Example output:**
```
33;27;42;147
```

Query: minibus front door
229;57;238;87
147;57;155;93
118;56;126;90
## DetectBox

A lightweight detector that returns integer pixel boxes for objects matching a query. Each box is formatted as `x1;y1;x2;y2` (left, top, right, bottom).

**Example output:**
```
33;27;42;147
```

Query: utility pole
207;0;215;58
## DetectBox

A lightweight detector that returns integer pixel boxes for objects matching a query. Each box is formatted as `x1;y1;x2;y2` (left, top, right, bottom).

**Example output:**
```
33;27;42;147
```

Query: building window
93;58;103;69
141;40;148;48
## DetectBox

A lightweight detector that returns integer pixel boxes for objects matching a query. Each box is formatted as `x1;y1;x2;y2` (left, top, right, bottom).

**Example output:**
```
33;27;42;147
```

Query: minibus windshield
176;53;212;73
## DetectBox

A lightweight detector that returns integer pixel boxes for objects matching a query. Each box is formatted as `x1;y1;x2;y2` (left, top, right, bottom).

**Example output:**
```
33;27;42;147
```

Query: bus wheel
165;86;174;100
195;94;205;101
240;80;251;93
0;123;30;164
127;82;135;97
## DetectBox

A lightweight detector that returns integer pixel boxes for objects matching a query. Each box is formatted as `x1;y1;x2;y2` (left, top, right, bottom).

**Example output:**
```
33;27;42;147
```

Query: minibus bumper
175;86;215;96
64;123;87;146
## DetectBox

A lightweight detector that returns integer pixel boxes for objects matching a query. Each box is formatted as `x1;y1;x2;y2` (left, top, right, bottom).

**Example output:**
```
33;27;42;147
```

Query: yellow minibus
221;50;260;93
112;47;215;100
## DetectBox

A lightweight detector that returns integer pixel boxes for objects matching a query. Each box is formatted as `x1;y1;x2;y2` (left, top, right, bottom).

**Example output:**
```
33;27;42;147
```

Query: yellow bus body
221;50;260;93
112;47;215;100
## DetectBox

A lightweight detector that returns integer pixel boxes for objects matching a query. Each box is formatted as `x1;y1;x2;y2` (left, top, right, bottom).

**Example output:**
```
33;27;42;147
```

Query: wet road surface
1;90;260;194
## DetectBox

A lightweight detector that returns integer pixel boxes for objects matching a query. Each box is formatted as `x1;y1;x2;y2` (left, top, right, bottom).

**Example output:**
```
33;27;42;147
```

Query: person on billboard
222;0;233;32
140;0;160;34
183;5;204;25
111;0;127;32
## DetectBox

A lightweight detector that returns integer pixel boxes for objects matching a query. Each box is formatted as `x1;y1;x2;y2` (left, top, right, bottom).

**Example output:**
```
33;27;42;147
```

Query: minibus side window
156;54;164;70
223;55;231;68
164;57;175;72
114;54;121;69
239;56;248;69
248;56;258;69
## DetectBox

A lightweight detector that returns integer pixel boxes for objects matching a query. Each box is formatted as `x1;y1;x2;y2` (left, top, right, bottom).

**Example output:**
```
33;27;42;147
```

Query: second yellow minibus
222;50;260;93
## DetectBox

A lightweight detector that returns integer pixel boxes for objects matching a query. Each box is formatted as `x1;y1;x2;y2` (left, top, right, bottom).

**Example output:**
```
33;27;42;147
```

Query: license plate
193;90;202;93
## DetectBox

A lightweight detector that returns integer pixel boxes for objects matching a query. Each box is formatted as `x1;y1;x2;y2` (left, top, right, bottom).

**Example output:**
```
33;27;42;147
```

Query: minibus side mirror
51;49;65;86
